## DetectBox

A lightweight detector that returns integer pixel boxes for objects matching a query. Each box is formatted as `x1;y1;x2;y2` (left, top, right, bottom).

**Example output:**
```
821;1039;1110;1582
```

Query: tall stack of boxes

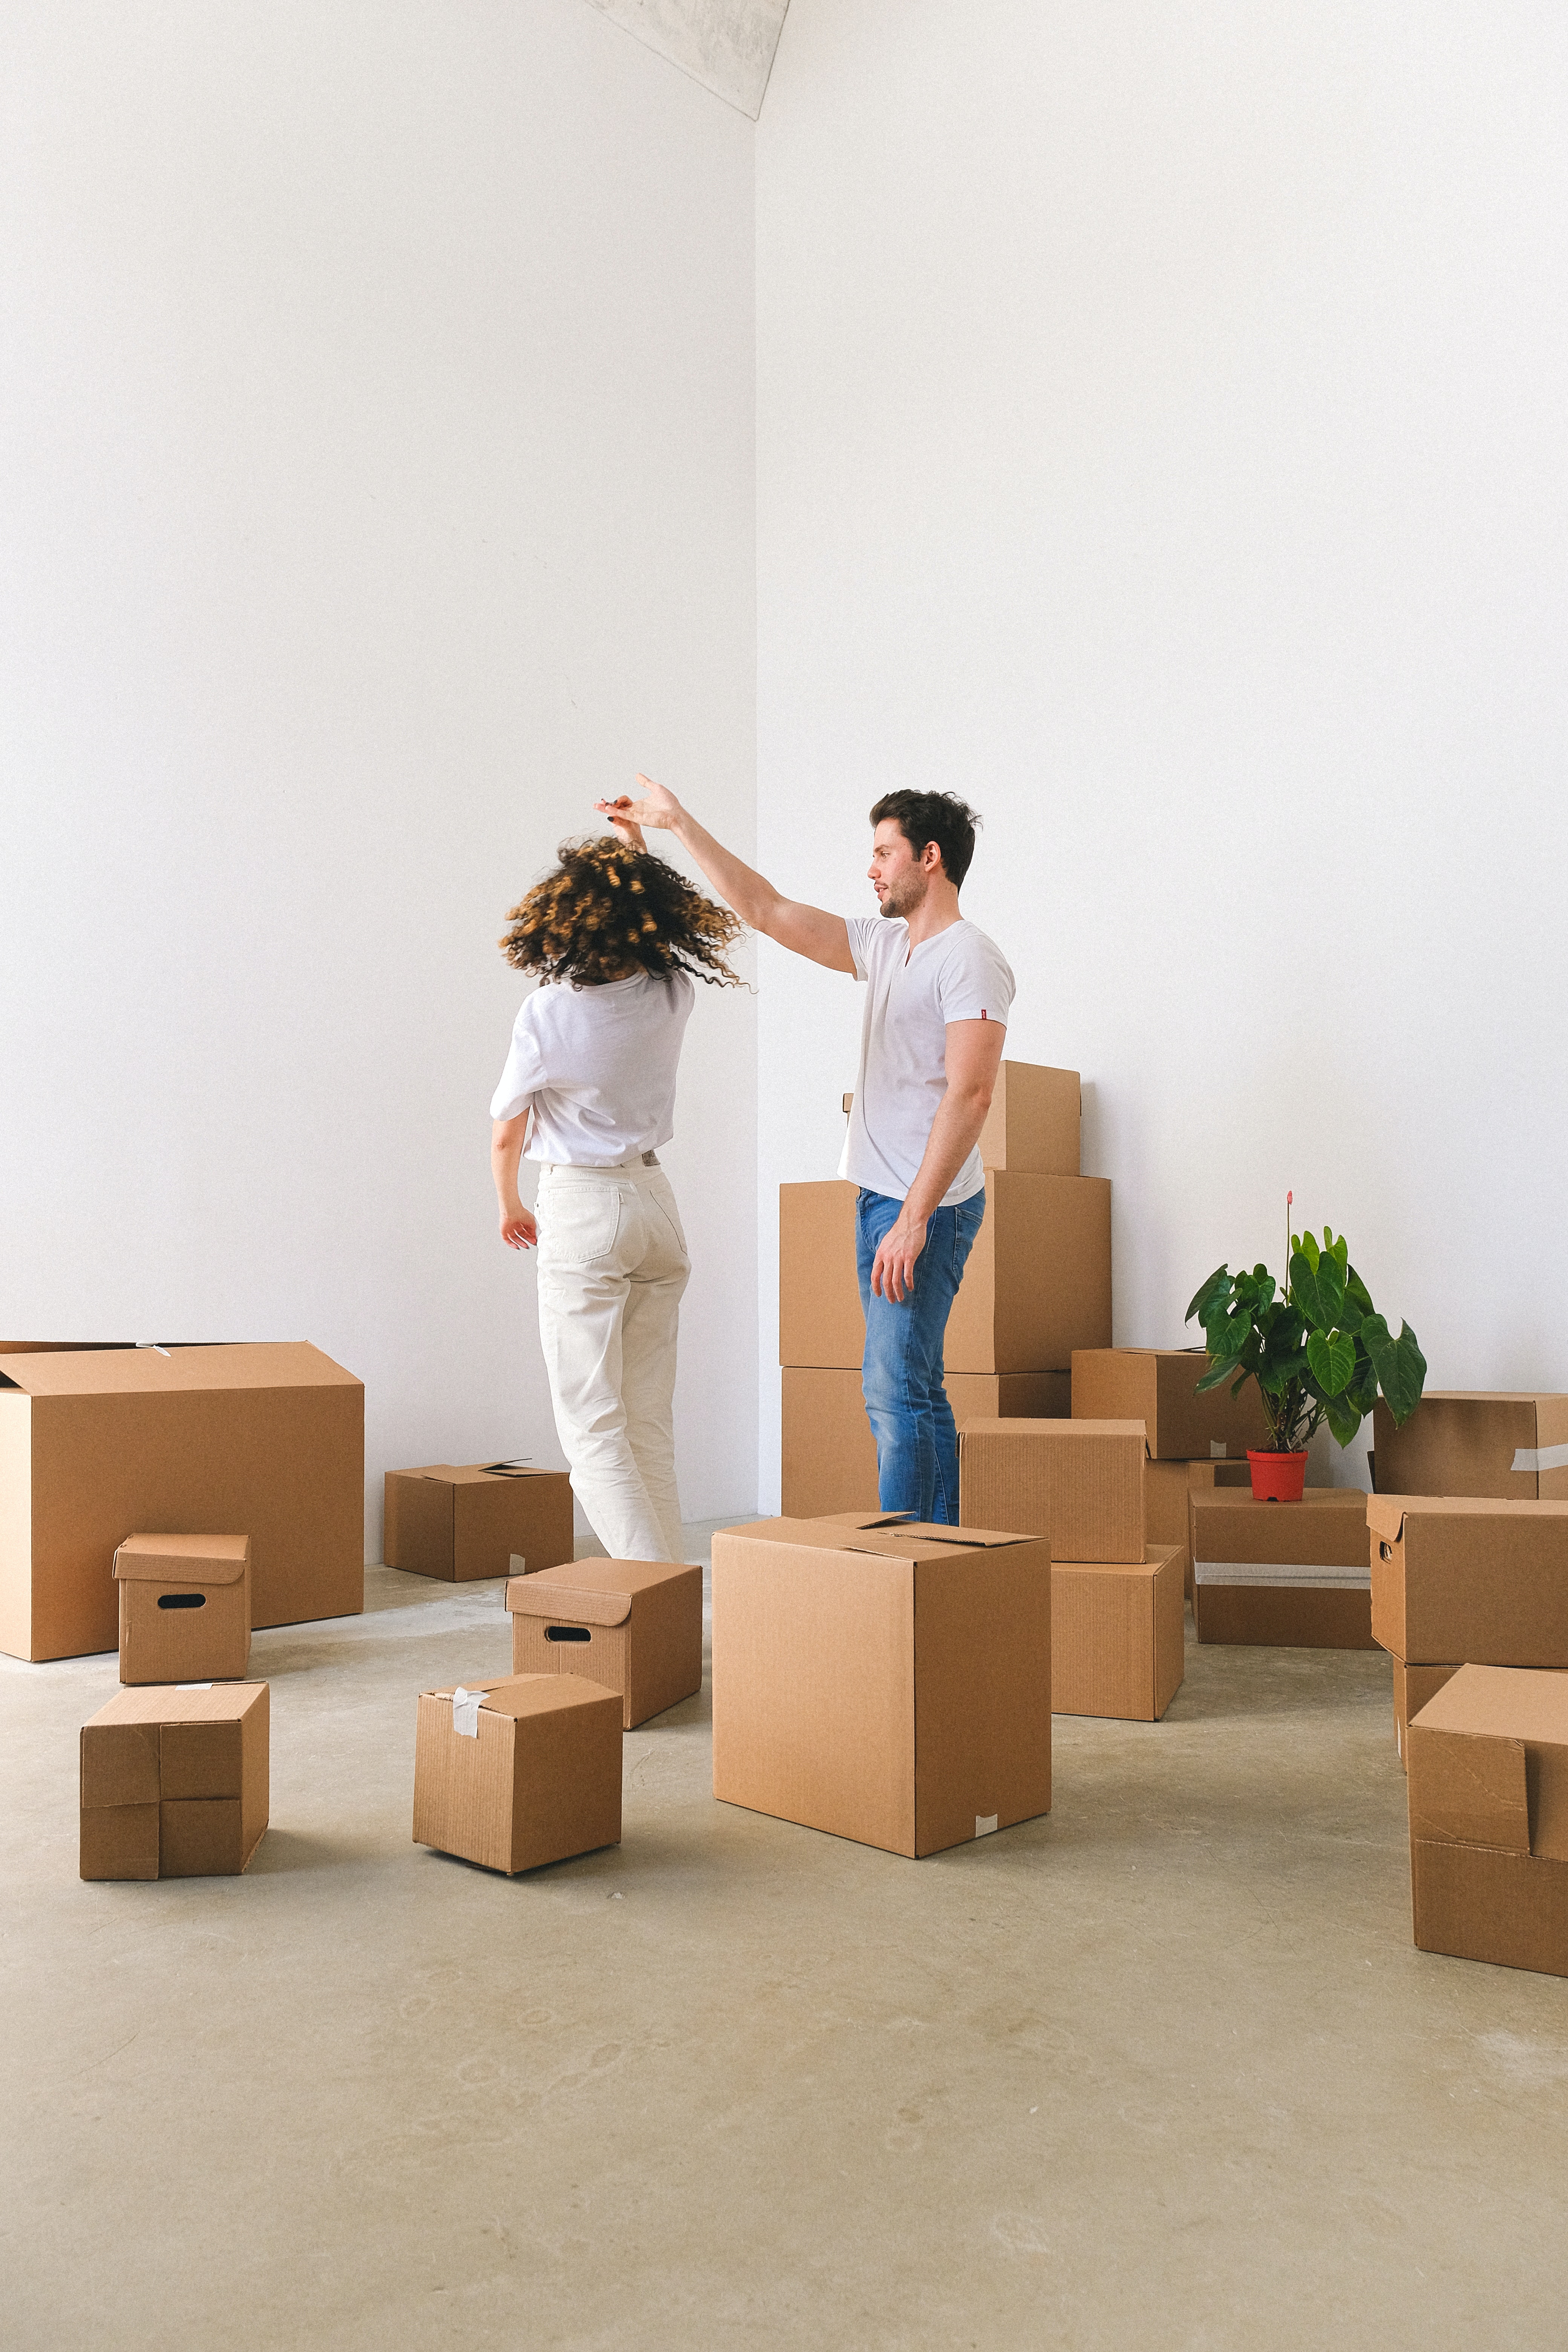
1070;1348;1263;1595
778;1064;1109;1517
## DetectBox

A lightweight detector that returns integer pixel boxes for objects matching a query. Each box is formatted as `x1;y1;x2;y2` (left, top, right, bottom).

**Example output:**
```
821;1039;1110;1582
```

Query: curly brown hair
499;835;745;989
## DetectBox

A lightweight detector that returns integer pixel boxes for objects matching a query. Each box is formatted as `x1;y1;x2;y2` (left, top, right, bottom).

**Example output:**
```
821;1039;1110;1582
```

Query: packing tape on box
975;1814;998;1838
451;1686;485;1738
1210;1442;1228;1459
1512;1444;1568;1474
1193;1560;1370;1589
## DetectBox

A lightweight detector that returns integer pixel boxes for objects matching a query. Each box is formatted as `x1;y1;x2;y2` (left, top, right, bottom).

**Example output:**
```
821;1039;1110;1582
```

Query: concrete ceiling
581;0;791;119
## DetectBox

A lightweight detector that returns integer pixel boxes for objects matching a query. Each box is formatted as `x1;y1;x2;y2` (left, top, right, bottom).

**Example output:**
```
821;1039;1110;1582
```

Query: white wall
1;0;758;1545
754;0;1568;1502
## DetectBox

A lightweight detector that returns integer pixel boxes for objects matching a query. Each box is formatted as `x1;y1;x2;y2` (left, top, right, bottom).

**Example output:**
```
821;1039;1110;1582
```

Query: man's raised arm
597;775;855;975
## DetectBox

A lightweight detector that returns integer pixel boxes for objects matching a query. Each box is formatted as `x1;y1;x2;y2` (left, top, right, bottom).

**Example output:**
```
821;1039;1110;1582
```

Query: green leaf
1325;1392;1364;1448
1344;1263;1374;1318
1195;1356;1242;1395
1361;1316;1427;1423
1291;1243;1347;1332
1305;1328;1357;1397
1185;1266;1231;1325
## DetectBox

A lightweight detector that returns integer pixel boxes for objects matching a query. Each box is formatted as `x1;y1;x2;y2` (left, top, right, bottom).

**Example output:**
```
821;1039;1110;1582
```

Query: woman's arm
491;1113;537;1249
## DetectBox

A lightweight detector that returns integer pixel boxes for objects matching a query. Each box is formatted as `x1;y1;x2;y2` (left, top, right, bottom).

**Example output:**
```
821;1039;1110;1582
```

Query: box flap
1366;1495;1407;1542
0;1341;359;1397
83;1683;268;1730
1407;1725;1530;1853
505;1576;633;1627
428;1674;616;1720
113;1532;251;1585
1369;1495;1568;1527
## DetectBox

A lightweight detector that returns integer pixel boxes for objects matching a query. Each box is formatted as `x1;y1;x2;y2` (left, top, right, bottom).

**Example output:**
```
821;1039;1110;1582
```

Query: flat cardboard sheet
958;1419;1145;1565
1069;1348;1270;1460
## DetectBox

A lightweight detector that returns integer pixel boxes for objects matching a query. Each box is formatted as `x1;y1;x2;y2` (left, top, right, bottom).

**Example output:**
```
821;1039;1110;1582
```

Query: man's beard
879;868;927;920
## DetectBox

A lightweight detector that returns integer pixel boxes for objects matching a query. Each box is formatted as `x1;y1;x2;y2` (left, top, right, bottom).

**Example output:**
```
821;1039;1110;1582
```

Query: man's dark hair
868;790;981;890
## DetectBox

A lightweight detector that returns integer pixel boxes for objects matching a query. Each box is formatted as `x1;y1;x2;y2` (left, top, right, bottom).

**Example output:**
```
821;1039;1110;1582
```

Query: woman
490;820;743;1563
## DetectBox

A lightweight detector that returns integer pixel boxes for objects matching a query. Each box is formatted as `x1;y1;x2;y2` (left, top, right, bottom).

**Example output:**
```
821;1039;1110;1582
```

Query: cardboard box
1368;1495;1568;1669
958;1419;1145;1566
1408;1664;1568;1976
1070;1348;1271;1460
80;1682;269;1880
711;1514;1051;1858
1189;1488;1376;1648
1145;1458;1251;1596
0;1341;363;1662
114;1533;251;1685
1373;1392;1568;1500
1394;1660;1461;1769
384;1462;573;1583
412;1674;622;1874
844;1062;1081;1174
1052;1544;1185;1721
781;1367;1070;1519
779;1174;1111;1374
507;1559;702;1728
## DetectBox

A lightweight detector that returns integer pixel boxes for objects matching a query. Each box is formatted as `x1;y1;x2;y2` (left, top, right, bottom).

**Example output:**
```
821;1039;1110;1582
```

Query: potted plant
1186;1225;1427;1501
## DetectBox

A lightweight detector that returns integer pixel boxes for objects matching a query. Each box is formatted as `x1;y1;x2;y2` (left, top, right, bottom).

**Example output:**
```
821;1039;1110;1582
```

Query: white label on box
1512;1444;1568;1474
451;1687;485;1738
176;1682;213;1690
1210;1441;1228;1459
1193;1560;1370;1589
975;1814;998;1838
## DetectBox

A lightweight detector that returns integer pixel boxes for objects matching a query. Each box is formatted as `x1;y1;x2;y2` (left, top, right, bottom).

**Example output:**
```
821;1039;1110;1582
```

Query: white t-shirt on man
839;914;1015;1207
490;971;694;1164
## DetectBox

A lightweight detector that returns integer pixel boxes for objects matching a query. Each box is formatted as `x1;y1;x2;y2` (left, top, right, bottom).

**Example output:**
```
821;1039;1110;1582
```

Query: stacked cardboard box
1373;1392;1568;1500
1188;1488;1375;1648
1407;1665;1568;1977
1072;1349;1265;1597
959;1420;1184;1720
778;1065;1104;1517
1369;1496;1568;1766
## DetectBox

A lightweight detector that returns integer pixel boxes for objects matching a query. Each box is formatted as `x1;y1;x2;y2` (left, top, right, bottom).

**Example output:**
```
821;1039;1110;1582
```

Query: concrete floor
5;1524;1568;2351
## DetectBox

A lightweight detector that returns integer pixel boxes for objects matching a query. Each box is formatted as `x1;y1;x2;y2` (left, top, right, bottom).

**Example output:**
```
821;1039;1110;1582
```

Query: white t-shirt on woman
490;971;694;1165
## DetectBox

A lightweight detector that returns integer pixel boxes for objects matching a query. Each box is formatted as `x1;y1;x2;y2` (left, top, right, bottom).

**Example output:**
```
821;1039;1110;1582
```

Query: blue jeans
856;1185;986;1526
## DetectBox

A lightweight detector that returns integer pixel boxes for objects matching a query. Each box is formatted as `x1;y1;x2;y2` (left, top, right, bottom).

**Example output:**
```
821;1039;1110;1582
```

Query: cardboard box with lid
711;1511;1051;1859
1373;1392;1568;1500
782;1367;1069;1519
1407;1665;1568;1976
384;1462;574;1583
0;1341;363;1662
80;1682;269;1880
1052;1545;1186;1721
958;1420;1147;1566
506;1558;702;1728
1188;1488;1375;1647
412;1675;622;1874
114;1533;251;1684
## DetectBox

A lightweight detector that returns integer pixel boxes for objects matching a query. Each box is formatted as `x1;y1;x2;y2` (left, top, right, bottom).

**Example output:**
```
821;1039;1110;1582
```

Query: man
597;776;1013;1525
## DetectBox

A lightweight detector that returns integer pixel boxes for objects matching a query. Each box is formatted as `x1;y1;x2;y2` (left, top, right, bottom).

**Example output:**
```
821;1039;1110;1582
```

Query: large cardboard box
1373;1392;1568;1500
1052;1544;1185;1721
114;1533;251;1685
711;1514;1051;1858
80;1682;269;1880
844;1062;1081;1174
506;1559;703;1728
1189;1488;1375;1648
0;1341;363;1661
412;1674;622;1874
781;1367;1070;1519
1368;1495;1568;1669
384;1462;573;1582
1408;1665;1568;1976
1394;1661;1461;1769
1070;1348;1271;1460
958;1420;1145;1565
778;1174;1111;1374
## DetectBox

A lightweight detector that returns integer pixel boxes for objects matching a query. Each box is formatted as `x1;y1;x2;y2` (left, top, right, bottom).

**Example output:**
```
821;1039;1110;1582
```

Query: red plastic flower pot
1248;1449;1309;1502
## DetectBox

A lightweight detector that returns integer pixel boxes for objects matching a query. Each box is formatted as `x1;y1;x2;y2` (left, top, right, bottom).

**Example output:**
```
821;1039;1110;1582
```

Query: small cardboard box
845;1062;1081;1174
1394;1660;1461;1769
412;1675;622;1874
1368;1495;1568;1668
383;1462;574;1583
711;1514;1051;1858
506;1559;702;1728
1052;1544;1185;1721
0;1340;363;1661
1408;1665;1568;1976
779;1173;1111;1374
1373;1392;1568;1500
114;1533;251;1684
80;1682;269;1880
781;1367;1070;1519
1070;1348;1271;1460
1188;1488;1375;1648
958;1420;1146;1565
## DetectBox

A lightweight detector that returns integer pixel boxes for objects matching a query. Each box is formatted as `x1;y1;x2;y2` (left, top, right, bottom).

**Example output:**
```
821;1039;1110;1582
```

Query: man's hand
871;1210;928;1304
595;773;681;841
598;795;647;851
499;1201;537;1251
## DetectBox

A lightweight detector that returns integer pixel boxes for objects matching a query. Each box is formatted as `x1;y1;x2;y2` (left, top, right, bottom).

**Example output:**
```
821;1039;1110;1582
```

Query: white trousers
534;1157;690;1564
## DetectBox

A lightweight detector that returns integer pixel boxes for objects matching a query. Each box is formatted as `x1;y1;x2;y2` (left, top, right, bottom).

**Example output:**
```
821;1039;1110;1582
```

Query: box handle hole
544;1625;591;1643
1380;1543;1393;1561
157;1592;207;1610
